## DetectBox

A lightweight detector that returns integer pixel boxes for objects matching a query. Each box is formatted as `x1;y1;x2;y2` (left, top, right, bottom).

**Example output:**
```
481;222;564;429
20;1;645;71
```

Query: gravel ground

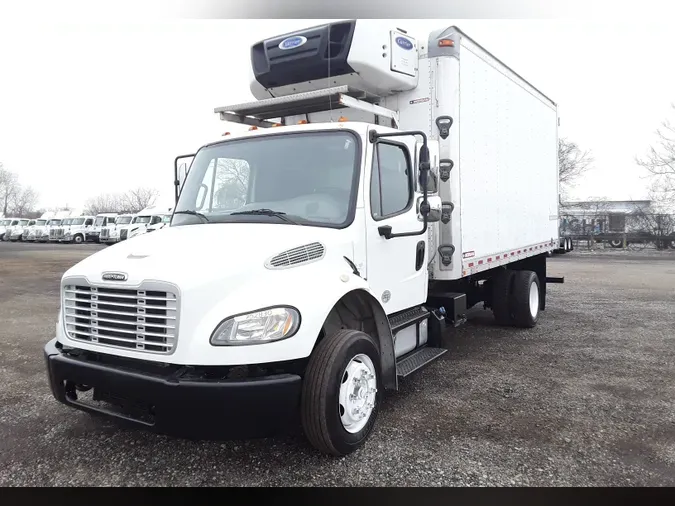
1;242;674;486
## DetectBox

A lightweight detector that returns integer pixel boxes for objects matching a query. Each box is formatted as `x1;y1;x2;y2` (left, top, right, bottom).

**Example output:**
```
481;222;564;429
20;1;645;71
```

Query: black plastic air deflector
251;20;357;90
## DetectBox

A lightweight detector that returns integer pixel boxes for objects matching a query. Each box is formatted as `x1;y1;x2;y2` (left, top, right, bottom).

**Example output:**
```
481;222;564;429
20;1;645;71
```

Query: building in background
560;199;653;236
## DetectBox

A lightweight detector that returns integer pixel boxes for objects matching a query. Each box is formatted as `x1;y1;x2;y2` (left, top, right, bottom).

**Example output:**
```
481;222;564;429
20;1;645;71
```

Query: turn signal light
222;132;230;136
249;126;258;131
298;119;308;124
338;116;348;122
273;123;282;127
438;39;454;47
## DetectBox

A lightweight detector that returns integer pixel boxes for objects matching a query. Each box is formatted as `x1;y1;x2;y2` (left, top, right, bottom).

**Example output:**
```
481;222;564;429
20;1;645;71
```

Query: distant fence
559;212;675;251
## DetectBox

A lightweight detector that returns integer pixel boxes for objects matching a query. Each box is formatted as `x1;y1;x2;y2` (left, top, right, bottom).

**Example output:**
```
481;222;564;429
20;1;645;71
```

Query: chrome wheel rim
338;353;377;434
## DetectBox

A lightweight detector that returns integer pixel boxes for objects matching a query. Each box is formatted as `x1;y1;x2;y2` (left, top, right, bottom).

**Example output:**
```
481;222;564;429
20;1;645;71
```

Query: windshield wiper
230;208;300;225
173;210;210;223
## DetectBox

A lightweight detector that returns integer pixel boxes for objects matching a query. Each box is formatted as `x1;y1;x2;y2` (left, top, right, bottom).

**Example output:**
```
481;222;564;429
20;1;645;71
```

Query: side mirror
417;195;442;222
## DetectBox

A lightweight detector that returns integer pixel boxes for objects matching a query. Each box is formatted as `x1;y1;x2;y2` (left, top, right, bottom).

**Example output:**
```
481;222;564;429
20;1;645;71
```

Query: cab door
364;127;436;315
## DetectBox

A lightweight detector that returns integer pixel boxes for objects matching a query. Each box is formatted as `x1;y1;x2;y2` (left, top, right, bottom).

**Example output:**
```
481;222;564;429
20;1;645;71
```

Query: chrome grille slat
63;329;172;349
65;321;173;338
63;282;178;355
64;311;176;329
65;289;175;301
65;306;176;320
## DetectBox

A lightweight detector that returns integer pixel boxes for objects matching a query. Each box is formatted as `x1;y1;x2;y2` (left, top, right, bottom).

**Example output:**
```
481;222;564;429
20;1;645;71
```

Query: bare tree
84;193;125;215
558;138;593;202
120;187;160;213
636;104;675;207
9;186;40;217
0;162;20;216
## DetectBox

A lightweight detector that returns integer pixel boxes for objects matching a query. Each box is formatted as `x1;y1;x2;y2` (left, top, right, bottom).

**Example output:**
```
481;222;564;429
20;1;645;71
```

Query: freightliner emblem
102;272;128;282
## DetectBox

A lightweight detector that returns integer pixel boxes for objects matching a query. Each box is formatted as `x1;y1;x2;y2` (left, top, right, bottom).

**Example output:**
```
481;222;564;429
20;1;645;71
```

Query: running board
389;306;429;333
396;347;447;379
546;276;565;284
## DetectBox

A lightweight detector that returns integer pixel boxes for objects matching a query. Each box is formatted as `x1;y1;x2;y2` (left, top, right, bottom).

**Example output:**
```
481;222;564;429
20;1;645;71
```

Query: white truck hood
65;223;353;289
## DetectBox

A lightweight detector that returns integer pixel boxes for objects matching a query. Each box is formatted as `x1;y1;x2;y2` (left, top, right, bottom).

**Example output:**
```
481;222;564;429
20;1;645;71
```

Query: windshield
135;216;151;224
71;218;86;225
161;215;171;223
36;220;47;226
0;220;9;226
62;219;73;226
19;220;29;226
174;131;361;228
117;216;132;225
50;220;62;226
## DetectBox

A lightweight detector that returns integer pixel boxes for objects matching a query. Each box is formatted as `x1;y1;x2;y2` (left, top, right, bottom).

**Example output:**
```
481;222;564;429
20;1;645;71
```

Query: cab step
389;306;429;333
396;346;447;379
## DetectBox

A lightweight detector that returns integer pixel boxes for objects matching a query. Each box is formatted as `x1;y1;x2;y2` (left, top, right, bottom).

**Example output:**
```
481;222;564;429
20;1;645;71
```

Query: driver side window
370;142;413;220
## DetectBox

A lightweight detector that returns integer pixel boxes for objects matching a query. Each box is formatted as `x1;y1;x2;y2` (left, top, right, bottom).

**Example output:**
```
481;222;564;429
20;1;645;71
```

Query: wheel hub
339;354;377;433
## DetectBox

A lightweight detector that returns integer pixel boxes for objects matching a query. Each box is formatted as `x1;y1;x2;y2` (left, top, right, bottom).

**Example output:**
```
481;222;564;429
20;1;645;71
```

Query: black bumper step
389;306;429;333
396;347;447;379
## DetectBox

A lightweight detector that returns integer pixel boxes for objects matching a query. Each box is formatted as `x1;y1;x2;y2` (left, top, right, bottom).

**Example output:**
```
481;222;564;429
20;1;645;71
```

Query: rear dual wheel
491;269;541;328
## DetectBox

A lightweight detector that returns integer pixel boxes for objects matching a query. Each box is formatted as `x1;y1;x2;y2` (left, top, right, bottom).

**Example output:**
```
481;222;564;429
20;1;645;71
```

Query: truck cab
45;20;560;456
19;219;37;241
7;218;30;241
100;214;134;244
50;218;74;242
0;218;11;240
88;213;118;243
127;213;163;240
26;219;48;241
61;216;95;244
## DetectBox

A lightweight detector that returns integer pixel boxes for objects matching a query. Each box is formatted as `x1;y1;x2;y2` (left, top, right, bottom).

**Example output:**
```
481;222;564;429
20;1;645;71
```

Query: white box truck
45;21;562;456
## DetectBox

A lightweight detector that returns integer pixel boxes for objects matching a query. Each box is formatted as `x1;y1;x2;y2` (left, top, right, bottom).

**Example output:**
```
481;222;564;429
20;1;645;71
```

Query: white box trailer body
381;26;560;280
46;20;563;457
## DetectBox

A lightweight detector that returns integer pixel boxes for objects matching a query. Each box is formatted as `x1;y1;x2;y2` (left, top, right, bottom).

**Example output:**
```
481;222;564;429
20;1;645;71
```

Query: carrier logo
102;272;128;282
395;36;414;51
278;36;307;50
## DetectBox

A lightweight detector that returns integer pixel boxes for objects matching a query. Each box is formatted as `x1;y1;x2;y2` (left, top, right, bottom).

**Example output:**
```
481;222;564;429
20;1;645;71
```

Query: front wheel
301;329;381;456
73;234;84;244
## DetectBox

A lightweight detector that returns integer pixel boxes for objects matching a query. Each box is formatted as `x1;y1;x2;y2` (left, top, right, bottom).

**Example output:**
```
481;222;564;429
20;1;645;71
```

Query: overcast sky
1;18;675;210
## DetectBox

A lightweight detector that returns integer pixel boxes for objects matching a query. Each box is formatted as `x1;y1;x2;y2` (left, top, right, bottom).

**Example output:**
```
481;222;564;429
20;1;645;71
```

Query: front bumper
44;338;302;439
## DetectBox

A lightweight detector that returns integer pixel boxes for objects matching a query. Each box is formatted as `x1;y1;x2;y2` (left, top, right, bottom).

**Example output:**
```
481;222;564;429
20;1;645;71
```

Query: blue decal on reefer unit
395;36;414;51
278;36;308;50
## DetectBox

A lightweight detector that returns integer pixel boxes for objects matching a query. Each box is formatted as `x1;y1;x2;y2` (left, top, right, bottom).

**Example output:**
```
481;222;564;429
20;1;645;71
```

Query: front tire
510;270;541;328
301;329;381;456
73;234;84;244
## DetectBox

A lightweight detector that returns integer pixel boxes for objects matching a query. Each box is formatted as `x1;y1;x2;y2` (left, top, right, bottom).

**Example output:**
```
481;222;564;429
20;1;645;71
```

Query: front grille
120;229;128;240
100;229;109;239
63;283;179;354
57;228;65;238
22;230;29;239
49;229;58;239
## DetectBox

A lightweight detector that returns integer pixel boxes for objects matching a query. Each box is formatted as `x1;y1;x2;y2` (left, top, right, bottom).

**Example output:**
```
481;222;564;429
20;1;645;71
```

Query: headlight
210;306;300;346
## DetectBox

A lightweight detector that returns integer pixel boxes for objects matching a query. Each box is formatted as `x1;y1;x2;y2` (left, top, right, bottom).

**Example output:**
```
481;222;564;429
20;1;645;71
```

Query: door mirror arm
369;130;431;240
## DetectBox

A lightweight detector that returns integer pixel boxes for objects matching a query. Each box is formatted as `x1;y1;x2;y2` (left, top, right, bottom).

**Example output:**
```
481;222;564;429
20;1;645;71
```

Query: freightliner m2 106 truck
45;21;562;456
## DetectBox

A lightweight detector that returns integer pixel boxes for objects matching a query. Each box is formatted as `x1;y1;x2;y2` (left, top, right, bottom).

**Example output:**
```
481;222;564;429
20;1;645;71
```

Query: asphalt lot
1;242;674;486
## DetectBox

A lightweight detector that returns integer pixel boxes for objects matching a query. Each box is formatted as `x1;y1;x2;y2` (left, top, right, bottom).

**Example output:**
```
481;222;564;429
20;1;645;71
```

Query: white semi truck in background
127;207;166;240
87;213;118;243
100;213;134;244
45;20;563;456
61;215;96;244
29;212;54;242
